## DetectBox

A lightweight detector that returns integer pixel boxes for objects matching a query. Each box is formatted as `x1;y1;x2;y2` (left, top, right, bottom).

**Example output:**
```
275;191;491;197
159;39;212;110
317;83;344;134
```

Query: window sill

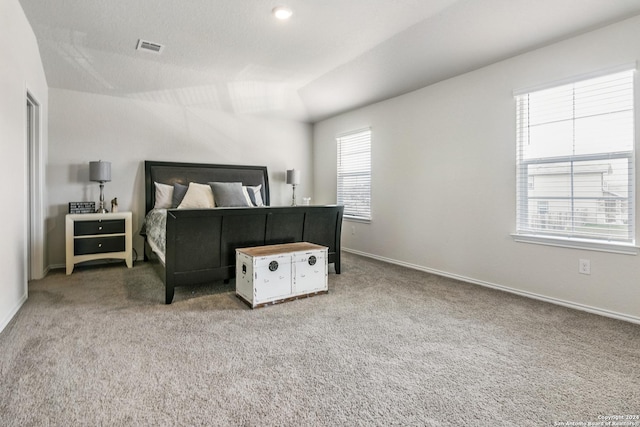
344;216;371;224
511;233;639;255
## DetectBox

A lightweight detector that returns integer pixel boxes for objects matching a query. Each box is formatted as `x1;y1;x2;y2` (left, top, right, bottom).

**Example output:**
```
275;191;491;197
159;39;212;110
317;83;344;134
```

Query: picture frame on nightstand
68;201;96;214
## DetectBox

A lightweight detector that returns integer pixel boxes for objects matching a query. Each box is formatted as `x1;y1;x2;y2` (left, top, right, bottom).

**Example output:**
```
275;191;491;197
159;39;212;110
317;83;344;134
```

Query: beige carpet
1;253;638;426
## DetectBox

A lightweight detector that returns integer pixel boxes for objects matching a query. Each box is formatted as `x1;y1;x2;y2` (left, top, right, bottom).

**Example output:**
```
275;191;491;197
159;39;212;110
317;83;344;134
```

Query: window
337;128;371;221
515;68;635;246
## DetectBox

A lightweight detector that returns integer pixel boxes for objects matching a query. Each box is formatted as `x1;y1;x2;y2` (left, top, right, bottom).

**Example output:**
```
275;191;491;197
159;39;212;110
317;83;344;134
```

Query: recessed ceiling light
272;6;293;20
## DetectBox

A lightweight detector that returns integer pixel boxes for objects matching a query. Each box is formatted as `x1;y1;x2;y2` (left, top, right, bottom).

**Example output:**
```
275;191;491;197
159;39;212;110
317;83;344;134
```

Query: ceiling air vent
136;39;164;54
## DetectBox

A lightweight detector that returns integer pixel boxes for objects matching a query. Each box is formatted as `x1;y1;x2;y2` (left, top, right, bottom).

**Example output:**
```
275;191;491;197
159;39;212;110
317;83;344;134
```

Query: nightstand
65;212;133;275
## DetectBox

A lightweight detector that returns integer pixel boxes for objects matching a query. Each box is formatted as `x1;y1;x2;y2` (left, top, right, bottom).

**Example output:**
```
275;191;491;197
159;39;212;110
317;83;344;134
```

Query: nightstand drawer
74;236;125;255
74;219;125;236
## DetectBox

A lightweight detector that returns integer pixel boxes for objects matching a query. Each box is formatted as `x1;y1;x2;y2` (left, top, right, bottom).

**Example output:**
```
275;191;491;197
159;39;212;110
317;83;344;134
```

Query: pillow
172;183;189;208
243;185;264;206
177;182;215;209
209;182;250;207
242;187;255;206
154;182;173;209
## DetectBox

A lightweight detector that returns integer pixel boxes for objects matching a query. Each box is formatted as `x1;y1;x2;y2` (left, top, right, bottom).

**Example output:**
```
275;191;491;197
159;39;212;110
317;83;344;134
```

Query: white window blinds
515;68;635;244
337;129;372;220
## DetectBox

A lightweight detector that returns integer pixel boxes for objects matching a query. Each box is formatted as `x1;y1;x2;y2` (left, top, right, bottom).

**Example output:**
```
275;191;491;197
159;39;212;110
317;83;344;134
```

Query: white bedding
144;209;167;264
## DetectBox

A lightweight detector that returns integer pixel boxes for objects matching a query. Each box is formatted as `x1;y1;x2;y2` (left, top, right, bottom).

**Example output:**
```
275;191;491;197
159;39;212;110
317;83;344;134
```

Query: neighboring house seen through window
337;128;372;221
515;68;635;247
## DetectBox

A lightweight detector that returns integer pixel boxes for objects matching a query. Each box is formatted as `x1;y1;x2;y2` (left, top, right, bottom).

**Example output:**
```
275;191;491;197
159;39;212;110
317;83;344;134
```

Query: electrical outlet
579;259;591;275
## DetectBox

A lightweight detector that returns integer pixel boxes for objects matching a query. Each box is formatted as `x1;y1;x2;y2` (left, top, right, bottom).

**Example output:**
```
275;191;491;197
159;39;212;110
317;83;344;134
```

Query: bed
143;160;344;304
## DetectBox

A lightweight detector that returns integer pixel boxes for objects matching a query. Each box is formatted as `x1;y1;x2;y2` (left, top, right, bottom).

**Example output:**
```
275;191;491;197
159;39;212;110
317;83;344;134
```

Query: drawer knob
308;255;317;266
268;261;278;272
98;243;102;248
98;226;103;230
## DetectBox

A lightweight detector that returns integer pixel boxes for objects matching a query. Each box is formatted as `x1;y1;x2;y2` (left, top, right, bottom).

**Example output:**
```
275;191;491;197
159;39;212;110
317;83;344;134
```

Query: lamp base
96;182;108;213
291;184;297;206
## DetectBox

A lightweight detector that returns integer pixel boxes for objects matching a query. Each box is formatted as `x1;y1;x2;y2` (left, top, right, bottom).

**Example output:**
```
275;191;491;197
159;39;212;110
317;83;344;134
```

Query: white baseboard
343;248;640;325
0;292;28;334
32;265;51;280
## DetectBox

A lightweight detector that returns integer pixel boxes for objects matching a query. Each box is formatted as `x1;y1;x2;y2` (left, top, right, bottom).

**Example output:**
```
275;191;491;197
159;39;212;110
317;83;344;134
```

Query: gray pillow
172;183;189;208
209;182;250;207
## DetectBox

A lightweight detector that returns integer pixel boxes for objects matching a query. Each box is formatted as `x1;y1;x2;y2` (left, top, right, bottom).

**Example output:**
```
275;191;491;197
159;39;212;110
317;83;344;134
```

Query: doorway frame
26;90;45;280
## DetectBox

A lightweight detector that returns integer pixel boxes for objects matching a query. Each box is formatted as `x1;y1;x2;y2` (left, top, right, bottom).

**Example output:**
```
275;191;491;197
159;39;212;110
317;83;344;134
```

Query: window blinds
337;129;371;220
516;69;635;243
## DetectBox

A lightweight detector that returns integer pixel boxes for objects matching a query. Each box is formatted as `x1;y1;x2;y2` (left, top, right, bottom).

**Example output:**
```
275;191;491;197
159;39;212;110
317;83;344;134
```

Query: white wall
47;89;313;267
0;0;48;332
314;15;640;322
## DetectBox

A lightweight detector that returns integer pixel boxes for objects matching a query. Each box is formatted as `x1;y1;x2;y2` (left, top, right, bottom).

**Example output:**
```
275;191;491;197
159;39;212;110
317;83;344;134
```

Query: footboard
162;205;343;303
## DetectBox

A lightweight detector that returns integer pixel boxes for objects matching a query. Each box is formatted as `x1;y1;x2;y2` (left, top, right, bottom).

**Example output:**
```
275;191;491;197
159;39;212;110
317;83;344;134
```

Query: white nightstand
65;212;133;275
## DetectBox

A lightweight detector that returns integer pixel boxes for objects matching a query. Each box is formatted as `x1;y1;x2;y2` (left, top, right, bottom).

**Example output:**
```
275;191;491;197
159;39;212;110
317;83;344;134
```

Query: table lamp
90;160;111;213
286;169;300;206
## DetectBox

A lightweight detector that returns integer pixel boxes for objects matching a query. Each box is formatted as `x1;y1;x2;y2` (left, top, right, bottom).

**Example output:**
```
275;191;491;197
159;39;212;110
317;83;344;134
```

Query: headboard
144;160;270;214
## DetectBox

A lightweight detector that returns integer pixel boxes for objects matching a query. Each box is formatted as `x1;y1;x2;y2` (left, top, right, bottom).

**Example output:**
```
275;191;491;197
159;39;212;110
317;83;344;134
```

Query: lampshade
90;161;111;182
286;169;300;185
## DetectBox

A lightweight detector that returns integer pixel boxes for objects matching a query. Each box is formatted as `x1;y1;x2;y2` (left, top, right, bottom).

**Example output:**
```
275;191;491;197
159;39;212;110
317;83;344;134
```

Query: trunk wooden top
236;242;326;257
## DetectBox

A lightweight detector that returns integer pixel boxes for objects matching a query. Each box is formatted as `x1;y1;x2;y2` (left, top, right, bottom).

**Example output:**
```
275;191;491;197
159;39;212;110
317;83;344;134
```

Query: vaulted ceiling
18;0;640;122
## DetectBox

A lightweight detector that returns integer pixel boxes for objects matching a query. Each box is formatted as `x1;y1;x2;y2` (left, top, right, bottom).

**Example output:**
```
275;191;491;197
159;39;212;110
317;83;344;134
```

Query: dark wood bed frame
143;160;344;304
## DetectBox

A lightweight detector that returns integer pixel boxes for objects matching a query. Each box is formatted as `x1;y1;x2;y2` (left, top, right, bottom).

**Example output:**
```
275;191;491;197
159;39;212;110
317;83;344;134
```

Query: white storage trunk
236;242;328;308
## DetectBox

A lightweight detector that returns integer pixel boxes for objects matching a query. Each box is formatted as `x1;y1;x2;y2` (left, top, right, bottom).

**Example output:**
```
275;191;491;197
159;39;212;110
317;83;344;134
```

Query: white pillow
242;187;254;206
177;182;215;209
242;185;264;206
154;182;174;209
